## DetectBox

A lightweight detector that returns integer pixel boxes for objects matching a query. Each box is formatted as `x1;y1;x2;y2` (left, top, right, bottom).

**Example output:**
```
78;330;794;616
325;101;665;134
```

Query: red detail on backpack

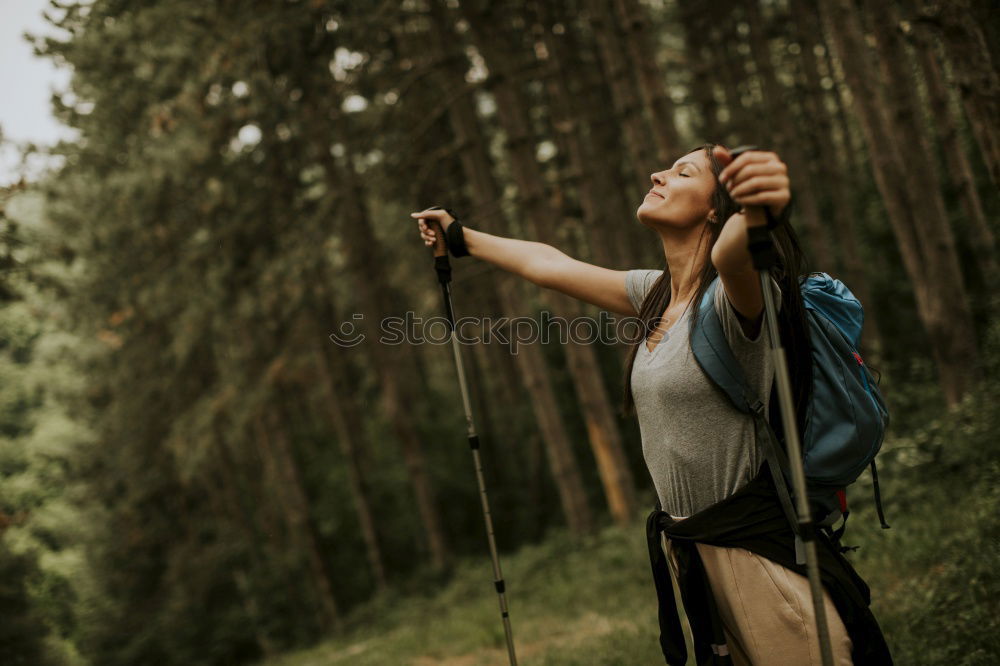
836;489;848;513
852;351;864;365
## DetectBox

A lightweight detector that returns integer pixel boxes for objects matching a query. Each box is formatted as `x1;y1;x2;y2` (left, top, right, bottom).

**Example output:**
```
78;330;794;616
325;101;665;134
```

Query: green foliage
0;542;58;666
0;190;87;665
844;336;1000;664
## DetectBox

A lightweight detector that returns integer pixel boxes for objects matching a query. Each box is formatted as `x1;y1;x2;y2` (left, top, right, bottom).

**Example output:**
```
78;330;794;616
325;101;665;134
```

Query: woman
411;144;889;665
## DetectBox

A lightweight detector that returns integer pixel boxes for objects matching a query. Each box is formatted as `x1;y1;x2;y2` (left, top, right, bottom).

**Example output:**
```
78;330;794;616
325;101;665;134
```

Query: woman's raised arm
412;209;636;317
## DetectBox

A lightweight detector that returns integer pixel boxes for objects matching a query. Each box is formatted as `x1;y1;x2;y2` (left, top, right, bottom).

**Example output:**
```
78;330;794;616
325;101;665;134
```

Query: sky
0;0;75;186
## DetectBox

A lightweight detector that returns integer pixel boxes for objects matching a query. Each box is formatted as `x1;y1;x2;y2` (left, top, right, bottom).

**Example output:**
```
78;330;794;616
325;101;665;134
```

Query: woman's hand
712;146;791;223
411;208;455;248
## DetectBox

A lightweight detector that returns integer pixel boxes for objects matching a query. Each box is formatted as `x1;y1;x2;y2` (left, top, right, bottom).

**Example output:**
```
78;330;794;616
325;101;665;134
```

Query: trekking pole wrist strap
427;206;470;258
447;219;470;257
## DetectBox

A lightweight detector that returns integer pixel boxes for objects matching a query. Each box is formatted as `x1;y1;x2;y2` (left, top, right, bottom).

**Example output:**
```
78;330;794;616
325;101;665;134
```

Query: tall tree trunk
197;464;274;653
404;6;597;536
561;7;653;268
457;0;638;527
612;0;682;164
914;0;1000;189
678;3;725;141
531;16;616;269
789;0;885;360
530;0;635;363
469;334;522;459
907;20;998;284
821;0;981;407
821;34;864;177
254;411;342;632
309;308;389;594
320;110;452;571
582;0;659;190
567;0;664;266
862;0;981;386
232;570;276;657
498;280;597;535
713;9;760;143
206;422;277;656
744;0;836;273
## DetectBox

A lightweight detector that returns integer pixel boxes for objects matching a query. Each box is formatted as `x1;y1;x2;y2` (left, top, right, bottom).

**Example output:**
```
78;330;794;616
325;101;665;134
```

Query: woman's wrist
461;226;481;257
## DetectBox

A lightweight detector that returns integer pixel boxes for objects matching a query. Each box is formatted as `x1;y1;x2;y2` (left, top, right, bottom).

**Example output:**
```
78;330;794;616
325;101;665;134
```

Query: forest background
1;0;998;664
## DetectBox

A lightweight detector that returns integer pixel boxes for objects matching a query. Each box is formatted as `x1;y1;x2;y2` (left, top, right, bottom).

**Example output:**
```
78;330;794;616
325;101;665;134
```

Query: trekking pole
728;146;835;666
423;211;518;666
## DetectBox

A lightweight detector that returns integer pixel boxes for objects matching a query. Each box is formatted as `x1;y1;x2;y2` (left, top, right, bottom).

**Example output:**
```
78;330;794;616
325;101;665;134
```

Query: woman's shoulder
625;268;664;312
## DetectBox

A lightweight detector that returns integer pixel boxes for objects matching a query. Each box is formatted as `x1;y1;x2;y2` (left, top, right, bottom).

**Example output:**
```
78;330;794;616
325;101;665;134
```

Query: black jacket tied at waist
645;463;893;665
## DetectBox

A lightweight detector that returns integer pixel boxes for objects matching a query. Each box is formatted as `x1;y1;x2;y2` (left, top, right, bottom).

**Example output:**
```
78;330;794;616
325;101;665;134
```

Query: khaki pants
662;534;853;665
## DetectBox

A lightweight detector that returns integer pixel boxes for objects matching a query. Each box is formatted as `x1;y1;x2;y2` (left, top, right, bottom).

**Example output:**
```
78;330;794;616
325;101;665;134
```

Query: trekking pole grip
424;216;453;289
417;207;453;286
427;217;449;258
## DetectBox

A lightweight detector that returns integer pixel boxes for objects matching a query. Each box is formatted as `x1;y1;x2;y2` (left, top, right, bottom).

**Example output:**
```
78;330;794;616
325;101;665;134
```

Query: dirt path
405;611;640;665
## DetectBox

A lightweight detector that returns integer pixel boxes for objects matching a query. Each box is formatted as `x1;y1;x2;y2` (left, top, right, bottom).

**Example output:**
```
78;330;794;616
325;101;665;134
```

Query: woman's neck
658;227;710;306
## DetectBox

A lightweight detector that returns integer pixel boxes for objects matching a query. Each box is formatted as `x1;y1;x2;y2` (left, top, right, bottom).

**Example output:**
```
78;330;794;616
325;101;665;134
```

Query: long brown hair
621;143;814;440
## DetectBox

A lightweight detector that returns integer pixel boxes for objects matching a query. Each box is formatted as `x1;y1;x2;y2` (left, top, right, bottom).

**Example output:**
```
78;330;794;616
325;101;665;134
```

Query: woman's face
636;149;717;230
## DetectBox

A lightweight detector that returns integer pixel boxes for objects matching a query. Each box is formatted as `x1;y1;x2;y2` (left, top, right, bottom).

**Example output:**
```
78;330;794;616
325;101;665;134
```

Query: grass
264;378;1000;665
265;523;670;665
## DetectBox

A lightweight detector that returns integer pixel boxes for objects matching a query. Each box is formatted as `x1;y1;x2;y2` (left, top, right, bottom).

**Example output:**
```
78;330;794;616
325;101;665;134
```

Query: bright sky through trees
0;0;75;185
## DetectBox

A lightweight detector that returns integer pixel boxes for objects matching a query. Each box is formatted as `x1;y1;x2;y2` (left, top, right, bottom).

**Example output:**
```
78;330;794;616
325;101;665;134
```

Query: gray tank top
625;269;782;518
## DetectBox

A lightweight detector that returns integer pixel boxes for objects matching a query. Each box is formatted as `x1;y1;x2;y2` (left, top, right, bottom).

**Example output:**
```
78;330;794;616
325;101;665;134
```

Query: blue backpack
690;271;890;558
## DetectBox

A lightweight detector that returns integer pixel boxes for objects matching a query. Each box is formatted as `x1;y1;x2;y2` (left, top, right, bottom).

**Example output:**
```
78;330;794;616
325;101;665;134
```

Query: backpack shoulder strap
690;276;762;415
